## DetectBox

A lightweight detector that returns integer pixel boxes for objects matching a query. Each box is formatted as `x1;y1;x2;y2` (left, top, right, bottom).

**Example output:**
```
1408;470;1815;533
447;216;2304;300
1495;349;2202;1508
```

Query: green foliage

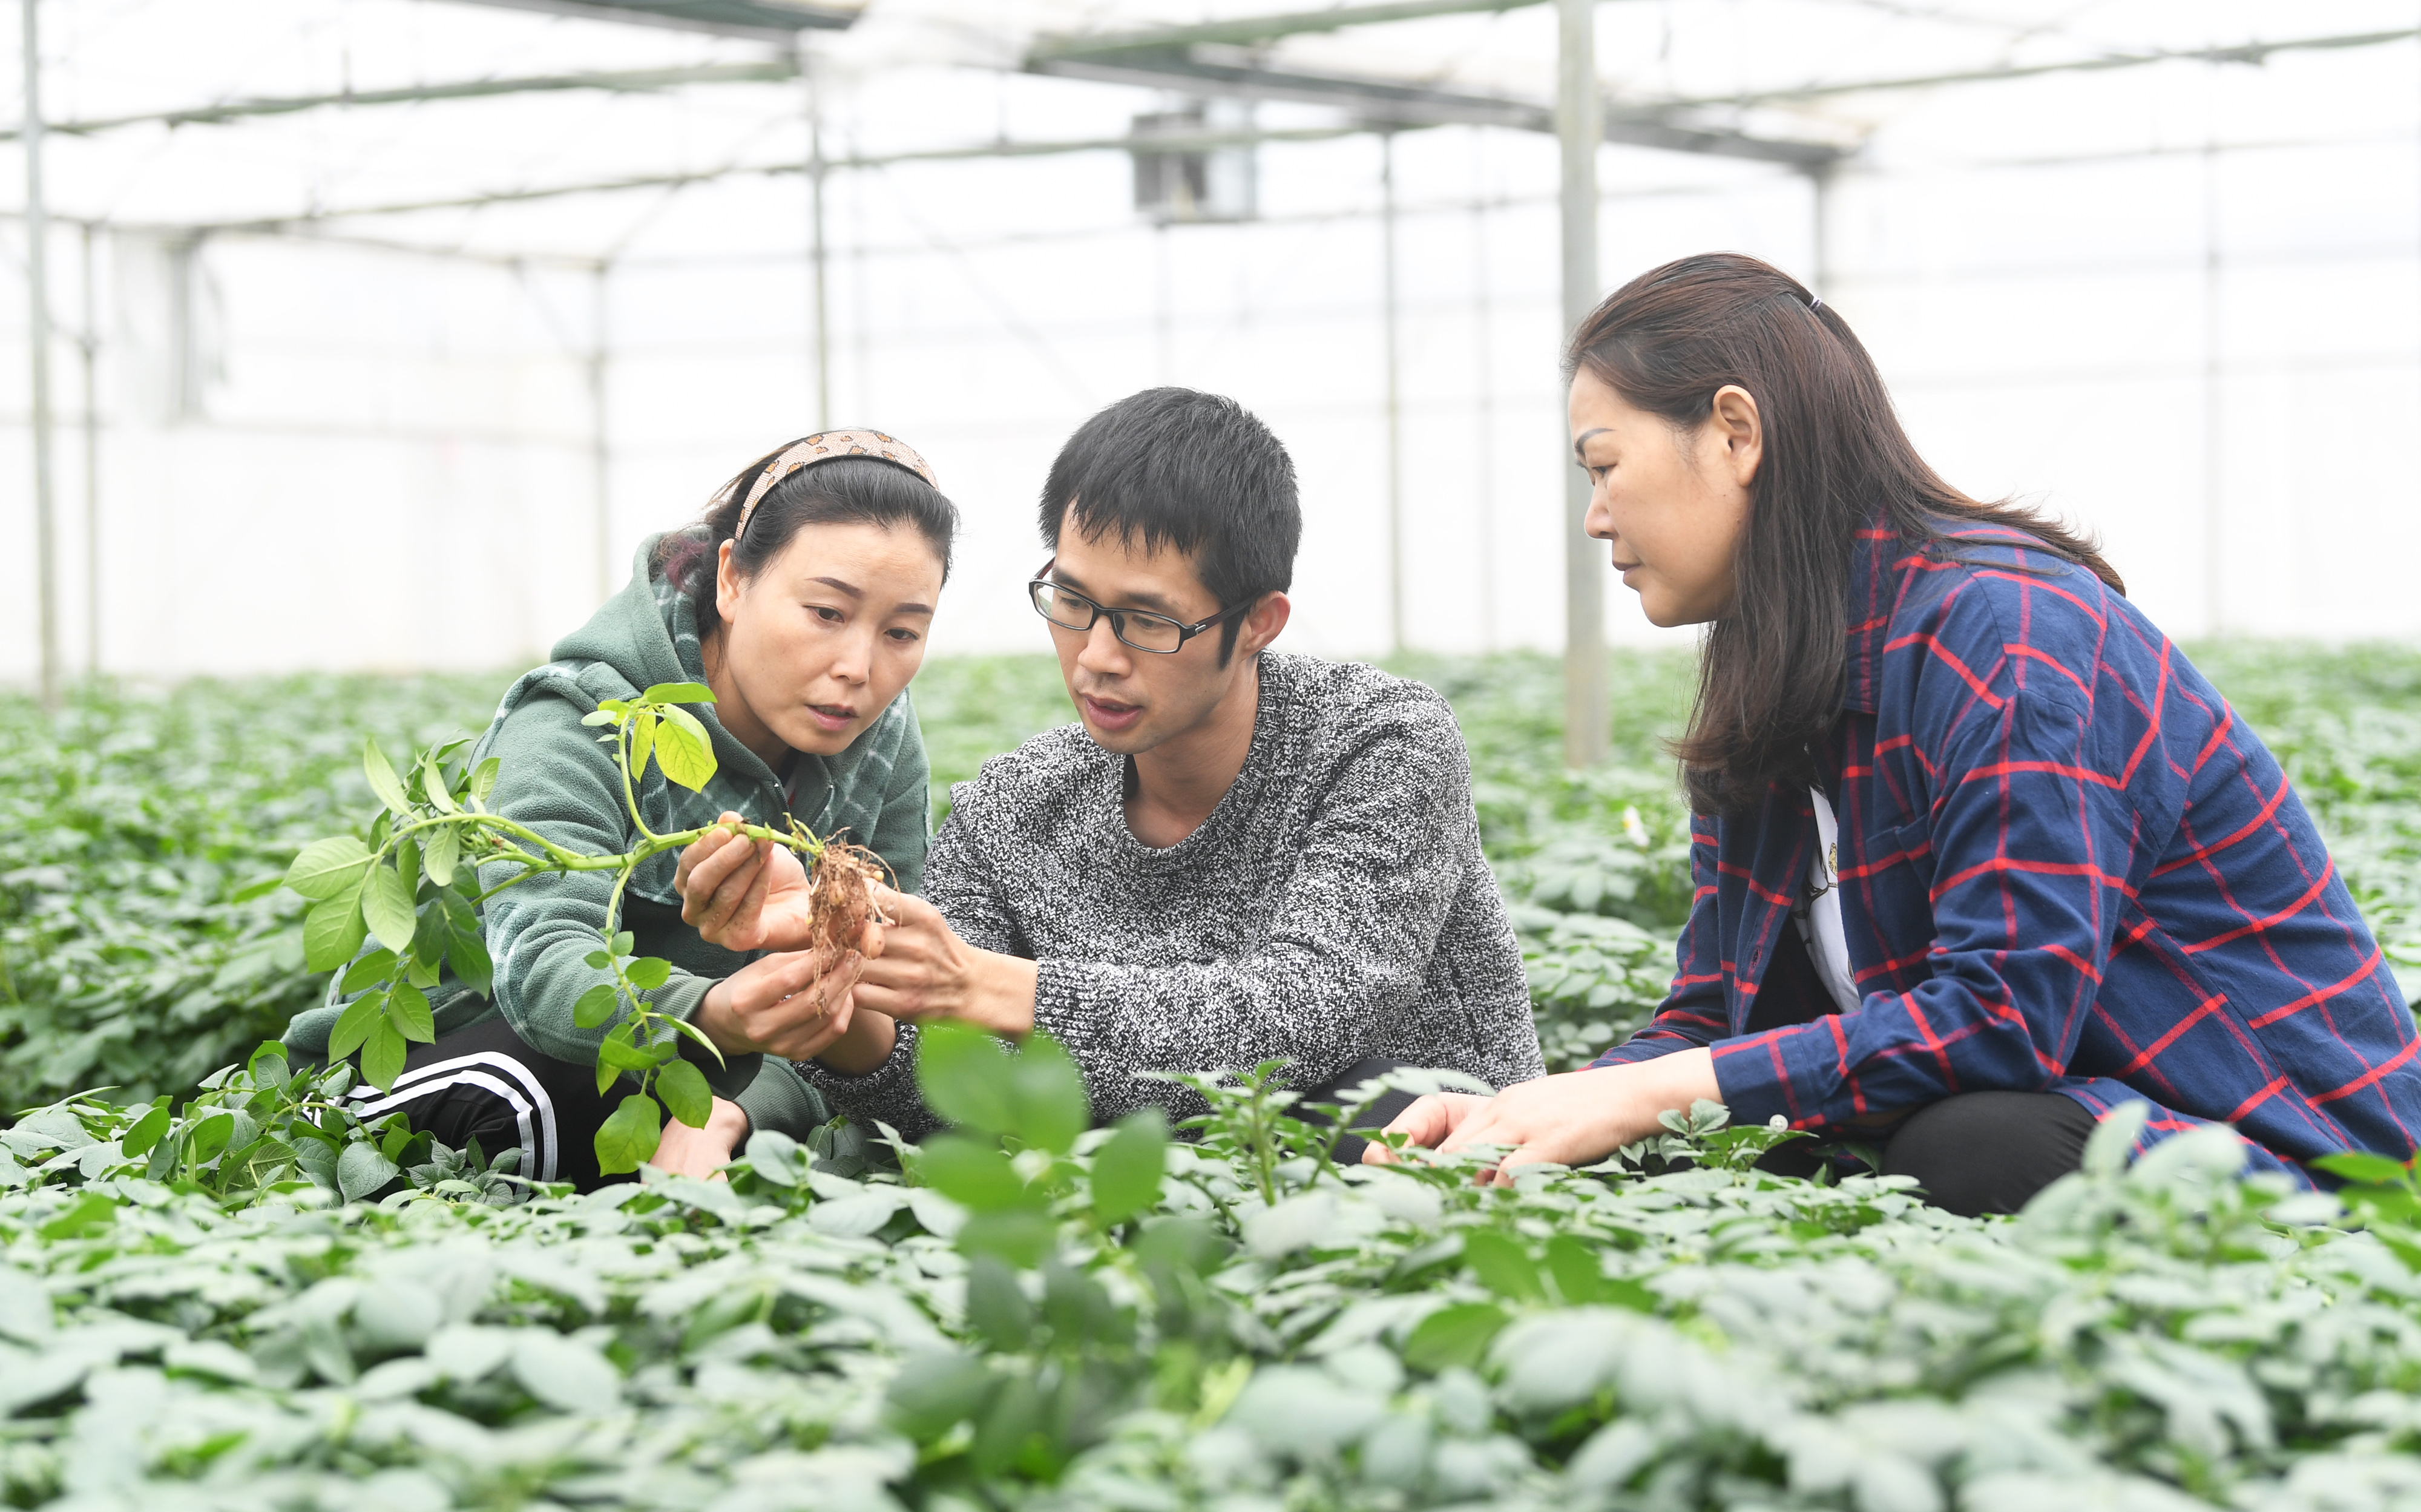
4;646;2421;1508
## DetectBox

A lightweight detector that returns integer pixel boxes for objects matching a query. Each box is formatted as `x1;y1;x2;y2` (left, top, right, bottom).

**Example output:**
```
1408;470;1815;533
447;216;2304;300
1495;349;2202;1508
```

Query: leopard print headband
733;430;941;542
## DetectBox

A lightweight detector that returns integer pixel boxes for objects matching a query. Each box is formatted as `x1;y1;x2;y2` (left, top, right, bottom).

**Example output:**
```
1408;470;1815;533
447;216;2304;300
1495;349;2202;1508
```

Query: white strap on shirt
1797;786;1862;1016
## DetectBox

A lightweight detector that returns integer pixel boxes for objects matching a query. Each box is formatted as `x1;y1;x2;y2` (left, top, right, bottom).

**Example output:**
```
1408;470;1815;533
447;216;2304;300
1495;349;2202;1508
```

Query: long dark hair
1564;252;2122;816
655;439;960;639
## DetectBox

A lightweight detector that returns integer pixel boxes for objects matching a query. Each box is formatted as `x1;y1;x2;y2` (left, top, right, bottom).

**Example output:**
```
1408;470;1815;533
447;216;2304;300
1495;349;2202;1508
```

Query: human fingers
717;839;779;950
672;823;728;893
1380;1093;1474;1151
680;830;767;931
1433;1094;1522;1157
859;919;886;960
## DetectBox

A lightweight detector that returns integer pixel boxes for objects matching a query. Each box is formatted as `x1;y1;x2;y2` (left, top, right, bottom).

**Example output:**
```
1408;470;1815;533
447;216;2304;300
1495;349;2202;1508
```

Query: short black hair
1038;388;1301;662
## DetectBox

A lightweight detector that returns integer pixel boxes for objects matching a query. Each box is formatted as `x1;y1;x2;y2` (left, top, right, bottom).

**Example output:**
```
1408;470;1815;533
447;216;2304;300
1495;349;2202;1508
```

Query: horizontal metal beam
1034;47;1849;167
0;61;801;144
1655;25;2421;109
1033;0;1551;58
439;0;856;43
189;123;1376;232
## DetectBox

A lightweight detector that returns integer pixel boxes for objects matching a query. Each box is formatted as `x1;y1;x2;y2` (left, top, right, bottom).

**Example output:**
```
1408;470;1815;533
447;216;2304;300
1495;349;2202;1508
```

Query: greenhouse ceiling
11;0;2416;263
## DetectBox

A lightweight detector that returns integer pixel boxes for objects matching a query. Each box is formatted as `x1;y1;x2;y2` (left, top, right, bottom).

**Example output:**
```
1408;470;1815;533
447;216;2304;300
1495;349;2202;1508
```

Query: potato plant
7;648;2421;1510
280;682;881;1174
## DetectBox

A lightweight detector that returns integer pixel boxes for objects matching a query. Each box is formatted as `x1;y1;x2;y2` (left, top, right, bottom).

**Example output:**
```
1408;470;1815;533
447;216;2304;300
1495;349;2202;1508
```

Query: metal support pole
22;0;57;709
1471;128;1495;652
1808;163;1835;303
590;263;613;603
1557;0;1606;767
78;220;96;675
804;44;832;430
1381;130;1405;657
2201;110;2224;637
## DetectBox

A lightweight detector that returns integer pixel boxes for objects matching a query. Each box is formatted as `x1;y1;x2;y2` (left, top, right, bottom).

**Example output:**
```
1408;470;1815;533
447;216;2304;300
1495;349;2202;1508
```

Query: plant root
807;839;891;959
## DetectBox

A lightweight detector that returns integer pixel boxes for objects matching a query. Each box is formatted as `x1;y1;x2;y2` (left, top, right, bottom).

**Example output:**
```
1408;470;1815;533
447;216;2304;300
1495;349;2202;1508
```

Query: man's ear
1238;591;1290;657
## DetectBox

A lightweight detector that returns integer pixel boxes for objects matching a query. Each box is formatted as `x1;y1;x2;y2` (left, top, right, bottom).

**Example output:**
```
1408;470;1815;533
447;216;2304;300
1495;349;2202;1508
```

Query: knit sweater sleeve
1036;700;1471;1121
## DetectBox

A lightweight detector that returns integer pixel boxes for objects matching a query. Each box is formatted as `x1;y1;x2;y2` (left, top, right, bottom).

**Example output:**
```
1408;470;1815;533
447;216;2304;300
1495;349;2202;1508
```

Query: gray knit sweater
797;651;1544;1137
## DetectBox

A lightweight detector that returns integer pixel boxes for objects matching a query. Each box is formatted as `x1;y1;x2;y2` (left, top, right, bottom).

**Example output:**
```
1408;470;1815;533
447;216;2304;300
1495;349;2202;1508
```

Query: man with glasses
676;387;1543;1157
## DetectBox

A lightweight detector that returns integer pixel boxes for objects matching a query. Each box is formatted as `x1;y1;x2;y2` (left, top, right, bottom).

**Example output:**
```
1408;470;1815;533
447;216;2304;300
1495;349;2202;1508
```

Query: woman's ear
715;539;744;625
1708;384;1763;490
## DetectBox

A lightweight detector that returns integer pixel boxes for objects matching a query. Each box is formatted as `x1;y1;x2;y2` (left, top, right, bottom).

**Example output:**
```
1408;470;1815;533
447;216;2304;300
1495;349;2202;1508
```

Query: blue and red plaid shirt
1594;522;2421;1177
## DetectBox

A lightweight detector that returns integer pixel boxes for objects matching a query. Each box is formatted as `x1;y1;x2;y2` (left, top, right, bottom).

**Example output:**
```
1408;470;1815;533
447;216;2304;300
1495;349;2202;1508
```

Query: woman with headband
1382;253;2421;1212
282;432;956;1188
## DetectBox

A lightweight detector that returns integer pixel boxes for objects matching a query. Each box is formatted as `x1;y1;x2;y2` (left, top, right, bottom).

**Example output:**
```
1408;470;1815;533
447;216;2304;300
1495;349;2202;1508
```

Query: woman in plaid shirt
1386;253;2421;1213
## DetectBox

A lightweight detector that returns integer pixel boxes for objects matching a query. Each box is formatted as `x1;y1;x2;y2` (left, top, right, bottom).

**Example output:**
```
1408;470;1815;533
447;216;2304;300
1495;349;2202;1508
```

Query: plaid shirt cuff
1709;1018;1850;1129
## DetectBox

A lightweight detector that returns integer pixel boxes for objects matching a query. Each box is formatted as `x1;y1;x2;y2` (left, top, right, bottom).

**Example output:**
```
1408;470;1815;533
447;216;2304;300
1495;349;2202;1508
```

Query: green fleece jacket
284;532;933;1140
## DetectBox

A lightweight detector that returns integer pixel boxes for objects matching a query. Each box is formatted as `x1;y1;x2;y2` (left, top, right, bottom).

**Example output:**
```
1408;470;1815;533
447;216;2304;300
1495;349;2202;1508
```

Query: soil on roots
809;841;889;957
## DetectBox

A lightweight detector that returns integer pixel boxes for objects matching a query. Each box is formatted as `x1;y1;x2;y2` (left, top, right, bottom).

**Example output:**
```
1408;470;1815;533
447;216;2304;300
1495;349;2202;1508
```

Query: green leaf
597;1028;659;1076
921;1134;1042;1212
327;992;384;1060
361;864;418;954
423;821;461;887
1462;1230;1546;1302
887;1352;999;1443
385;983;436;1044
468;755;501;802
962;1255;1034;1352
574;984;622;1029
38;1192;117;1241
656;1059;714;1129
639;681;716;705
1089;1111;1167;1224
361;1017;409;1092
954;1209;1057;1269
304;890;369;971
340;949;398;996
652;704;717;792
626;709;655;784
625;956;672;991
338;1140;399;1202
284;837;373;901
448;927;494;998
1006;1033;1089;1155
410;894;452;971
120;1102;172;1159
1402;1302;1510;1375
363;740;413;815
1544;1233;1607;1305
595;1093;663;1175
393;837;422;899
188;1111;236;1166
420;759;459;815
611;931;636;958
918;1021;1017;1136
2315;1151;2414;1188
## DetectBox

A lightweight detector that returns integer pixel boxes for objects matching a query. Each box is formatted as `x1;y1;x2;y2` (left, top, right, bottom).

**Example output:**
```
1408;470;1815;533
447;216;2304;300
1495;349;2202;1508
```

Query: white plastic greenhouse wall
2;0;2419;684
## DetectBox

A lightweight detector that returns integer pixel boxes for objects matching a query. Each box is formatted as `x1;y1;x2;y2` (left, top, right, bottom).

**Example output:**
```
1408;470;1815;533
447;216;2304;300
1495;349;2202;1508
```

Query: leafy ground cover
4;645;2421;1511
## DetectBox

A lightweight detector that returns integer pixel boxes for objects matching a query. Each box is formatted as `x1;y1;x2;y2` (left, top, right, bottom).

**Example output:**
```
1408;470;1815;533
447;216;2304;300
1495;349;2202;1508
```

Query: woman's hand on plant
648;1095;747;1182
676;813;818;953
1376;1050;1720;1182
852;886;1040;1036
693;942;876;1061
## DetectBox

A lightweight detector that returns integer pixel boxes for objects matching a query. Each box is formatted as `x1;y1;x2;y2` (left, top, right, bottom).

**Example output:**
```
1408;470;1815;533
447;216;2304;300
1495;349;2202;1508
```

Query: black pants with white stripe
349;1017;615;1191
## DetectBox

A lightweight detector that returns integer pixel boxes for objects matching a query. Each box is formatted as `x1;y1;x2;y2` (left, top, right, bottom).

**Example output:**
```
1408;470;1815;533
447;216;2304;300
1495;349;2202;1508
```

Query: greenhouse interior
6;1;2421;1508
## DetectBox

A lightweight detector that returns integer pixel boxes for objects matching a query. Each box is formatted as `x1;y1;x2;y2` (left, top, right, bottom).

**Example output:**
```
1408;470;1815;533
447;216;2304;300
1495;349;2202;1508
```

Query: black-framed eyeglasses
1026;560;1253;654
